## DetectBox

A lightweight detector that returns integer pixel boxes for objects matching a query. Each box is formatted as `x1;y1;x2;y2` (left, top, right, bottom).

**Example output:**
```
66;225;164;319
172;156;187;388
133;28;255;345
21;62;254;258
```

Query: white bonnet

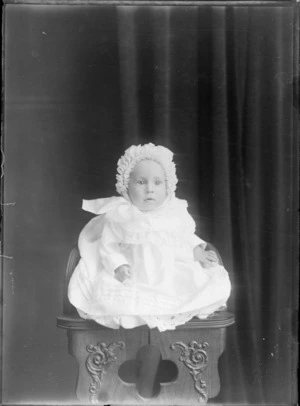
116;143;178;196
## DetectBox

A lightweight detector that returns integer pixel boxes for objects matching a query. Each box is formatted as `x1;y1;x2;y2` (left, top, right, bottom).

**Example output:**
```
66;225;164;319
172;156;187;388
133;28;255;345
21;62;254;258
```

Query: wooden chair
57;244;234;405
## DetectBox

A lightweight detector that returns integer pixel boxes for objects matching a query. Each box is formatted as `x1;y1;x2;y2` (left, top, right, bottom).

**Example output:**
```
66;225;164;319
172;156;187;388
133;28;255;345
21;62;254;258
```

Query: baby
68;143;231;331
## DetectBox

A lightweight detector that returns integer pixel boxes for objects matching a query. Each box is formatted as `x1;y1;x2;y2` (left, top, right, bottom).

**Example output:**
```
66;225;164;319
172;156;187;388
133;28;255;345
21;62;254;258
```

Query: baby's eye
155;180;163;185
137;180;145;185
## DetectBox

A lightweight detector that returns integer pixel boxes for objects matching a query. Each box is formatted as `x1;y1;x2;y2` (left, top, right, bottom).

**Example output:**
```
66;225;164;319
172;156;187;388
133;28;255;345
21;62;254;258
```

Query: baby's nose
146;183;154;192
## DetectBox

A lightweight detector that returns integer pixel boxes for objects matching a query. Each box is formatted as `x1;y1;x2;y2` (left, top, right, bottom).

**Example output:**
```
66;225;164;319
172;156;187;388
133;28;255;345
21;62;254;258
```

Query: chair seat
57;311;235;331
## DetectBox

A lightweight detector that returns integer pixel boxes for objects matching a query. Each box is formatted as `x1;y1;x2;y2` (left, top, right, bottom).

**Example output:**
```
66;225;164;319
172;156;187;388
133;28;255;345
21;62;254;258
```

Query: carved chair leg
85;341;125;404
67;328;149;404
150;328;227;404
171;340;209;404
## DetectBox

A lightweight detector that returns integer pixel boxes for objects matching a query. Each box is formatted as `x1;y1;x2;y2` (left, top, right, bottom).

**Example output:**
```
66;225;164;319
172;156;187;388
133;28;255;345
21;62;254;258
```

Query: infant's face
128;160;167;211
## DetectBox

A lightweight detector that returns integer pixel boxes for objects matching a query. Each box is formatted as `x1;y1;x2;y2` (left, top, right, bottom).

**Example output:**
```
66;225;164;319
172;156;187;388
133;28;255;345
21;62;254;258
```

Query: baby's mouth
145;197;155;201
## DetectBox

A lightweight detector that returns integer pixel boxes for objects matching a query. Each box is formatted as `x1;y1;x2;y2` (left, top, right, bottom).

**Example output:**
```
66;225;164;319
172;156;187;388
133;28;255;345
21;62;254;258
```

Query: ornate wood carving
171;340;209;404
86;341;125;404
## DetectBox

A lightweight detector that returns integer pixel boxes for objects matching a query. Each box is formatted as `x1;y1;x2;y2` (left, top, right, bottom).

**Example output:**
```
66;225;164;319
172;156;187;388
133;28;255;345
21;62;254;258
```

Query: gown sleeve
176;199;207;249
98;215;129;274
190;233;207;249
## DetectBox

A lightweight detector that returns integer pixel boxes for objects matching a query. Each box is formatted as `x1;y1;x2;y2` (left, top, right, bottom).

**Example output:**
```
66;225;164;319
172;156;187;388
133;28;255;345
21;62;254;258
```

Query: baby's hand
114;264;132;283
194;245;219;268
202;250;219;268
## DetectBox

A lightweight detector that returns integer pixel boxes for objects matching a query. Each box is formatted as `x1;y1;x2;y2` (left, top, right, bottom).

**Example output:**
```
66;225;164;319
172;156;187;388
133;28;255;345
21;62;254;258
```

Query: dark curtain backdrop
3;4;297;405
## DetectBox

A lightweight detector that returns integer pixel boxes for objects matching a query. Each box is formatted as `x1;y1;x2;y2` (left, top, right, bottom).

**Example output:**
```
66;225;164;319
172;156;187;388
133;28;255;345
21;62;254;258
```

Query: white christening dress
68;196;231;331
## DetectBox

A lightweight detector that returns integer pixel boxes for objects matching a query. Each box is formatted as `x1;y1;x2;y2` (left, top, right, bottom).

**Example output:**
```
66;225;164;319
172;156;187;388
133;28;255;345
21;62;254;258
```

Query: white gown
68;196;231;331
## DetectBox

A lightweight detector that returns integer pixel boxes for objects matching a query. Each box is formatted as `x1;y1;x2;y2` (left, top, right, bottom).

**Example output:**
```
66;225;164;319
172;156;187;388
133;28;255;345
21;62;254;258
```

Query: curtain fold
115;5;296;404
117;6;139;146
152;6;171;143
